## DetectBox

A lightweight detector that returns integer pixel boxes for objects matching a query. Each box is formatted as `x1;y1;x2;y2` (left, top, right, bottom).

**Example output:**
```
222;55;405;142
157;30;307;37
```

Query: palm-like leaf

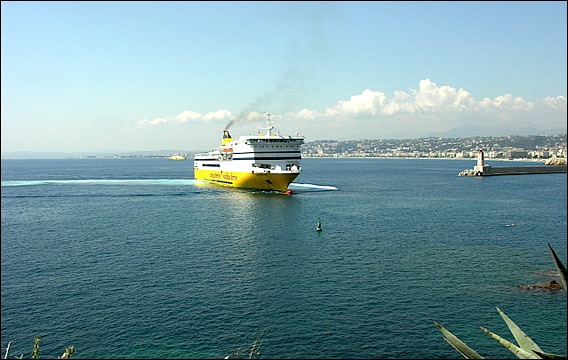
496;307;543;354
433;321;484;359
548;244;567;291
479;326;541;359
532;350;568;359
435;245;567;359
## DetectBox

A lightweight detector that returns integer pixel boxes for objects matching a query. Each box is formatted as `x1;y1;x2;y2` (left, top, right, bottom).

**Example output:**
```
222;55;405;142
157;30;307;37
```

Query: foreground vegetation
434;244;567;359
2;337;74;359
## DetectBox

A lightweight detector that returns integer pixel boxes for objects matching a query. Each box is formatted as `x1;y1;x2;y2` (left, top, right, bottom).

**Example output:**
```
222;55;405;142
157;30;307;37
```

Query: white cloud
477;93;534;111
334;89;387;114
542;95;567;110
136;109;234;127
288;79;565;136
202;109;233;121
133;79;566;146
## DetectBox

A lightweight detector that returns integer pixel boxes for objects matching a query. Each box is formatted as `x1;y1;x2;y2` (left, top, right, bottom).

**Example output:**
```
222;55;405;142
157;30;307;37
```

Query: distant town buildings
301;134;567;160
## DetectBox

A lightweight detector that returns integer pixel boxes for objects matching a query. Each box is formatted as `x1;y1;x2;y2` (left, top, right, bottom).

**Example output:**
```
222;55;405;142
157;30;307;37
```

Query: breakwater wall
458;164;567;176
458;150;567;176
485;165;564;176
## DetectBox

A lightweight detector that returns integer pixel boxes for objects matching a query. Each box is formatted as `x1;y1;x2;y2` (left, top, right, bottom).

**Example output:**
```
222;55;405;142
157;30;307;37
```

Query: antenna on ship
262;112;274;136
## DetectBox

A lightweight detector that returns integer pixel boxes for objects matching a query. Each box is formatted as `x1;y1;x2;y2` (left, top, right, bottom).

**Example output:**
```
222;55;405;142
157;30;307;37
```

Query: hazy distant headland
0;150;188;160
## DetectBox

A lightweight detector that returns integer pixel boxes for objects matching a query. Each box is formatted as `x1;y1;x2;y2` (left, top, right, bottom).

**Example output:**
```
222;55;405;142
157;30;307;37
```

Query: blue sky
1;1;566;154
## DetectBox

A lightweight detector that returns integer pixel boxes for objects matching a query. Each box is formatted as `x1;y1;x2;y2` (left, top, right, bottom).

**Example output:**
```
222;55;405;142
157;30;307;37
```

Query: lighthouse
473;149;490;175
477;149;484;167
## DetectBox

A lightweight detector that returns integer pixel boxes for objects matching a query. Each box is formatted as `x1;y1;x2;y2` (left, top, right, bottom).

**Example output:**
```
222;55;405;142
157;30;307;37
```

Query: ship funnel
221;130;232;145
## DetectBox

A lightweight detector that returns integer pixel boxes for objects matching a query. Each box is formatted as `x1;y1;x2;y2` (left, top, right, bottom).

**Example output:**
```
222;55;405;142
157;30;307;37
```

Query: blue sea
1;158;566;359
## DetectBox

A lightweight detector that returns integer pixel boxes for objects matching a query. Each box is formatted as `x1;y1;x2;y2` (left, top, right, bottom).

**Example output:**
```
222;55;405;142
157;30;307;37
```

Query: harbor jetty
458;150;567;176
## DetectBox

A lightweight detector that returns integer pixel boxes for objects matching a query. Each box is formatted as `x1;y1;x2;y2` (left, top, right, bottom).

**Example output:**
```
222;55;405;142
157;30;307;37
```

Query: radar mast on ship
259;112;275;136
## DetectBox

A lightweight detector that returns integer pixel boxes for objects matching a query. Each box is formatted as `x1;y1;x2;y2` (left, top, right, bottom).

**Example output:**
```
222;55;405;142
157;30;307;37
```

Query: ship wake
2;180;337;191
1;179;200;187
289;183;338;191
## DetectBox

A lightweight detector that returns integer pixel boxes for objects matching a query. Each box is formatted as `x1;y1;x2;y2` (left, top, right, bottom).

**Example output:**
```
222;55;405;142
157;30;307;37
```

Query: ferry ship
193;113;305;192
168;154;186;160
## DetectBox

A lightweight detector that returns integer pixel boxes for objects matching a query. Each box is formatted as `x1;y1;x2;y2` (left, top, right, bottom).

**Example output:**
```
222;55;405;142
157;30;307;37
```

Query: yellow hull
194;169;299;191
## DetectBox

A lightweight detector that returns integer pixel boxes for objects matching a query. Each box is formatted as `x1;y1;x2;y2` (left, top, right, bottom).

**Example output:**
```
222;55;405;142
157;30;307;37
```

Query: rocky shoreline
544;157;567;165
